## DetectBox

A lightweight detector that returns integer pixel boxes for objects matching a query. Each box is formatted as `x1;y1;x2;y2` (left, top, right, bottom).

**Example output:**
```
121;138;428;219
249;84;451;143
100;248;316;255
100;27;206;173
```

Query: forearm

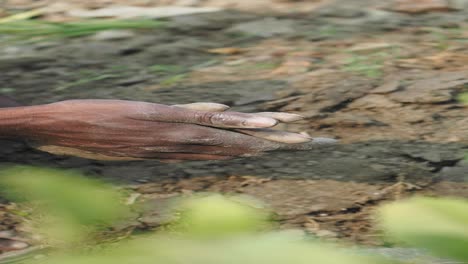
0;106;37;139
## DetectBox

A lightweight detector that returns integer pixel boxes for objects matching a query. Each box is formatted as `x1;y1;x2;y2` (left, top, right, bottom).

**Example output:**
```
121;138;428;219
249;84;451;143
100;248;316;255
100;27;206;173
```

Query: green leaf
0;166;129;244
457;92;468;104
378;197;468;262
170;194;271;238
28;232;393;264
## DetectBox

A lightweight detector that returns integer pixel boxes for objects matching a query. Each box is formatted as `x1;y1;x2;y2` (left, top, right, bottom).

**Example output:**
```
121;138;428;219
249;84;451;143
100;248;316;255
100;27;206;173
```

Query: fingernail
174;103;230;111
244;117;278;128
193;103;230;111
283;134;313;143
277;113;305;122
258;112;305;122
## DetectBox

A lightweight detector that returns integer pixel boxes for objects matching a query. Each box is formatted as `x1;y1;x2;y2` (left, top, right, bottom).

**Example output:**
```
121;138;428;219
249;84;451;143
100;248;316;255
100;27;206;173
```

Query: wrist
0;106;38;139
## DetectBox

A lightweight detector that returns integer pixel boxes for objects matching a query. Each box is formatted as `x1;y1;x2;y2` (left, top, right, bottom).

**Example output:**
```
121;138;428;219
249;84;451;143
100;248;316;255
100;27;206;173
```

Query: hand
21;100;335;161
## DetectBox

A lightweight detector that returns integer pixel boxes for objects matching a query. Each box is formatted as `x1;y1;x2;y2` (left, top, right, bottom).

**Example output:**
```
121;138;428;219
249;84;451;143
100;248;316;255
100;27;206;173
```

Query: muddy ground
0;0;467;252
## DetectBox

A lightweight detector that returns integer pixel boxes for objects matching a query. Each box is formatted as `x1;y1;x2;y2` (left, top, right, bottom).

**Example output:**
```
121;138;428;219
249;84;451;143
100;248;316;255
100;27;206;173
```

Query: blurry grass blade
148;64;183;73
0;9;44;24
0;19;163;39
160;74;186;86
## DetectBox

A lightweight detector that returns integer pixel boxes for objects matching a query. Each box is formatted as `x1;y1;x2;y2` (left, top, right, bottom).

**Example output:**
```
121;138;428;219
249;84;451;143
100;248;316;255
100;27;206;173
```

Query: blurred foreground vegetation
0;18;162;39
0;166;466;264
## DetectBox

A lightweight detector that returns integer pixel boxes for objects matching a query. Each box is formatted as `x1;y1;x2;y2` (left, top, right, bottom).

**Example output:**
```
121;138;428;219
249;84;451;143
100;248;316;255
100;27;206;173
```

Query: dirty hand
16;100;335;161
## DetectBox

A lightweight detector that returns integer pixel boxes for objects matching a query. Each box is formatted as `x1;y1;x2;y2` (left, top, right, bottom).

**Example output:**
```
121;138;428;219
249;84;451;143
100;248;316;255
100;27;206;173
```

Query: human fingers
136;102;278;129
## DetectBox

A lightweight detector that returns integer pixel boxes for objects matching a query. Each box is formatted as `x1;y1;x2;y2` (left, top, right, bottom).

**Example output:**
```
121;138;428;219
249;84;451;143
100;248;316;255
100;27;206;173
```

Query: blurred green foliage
0;166;466;264
457;92;468;104
0;166;129;244
169;194;271;238
28;232;393;264
0;166;391;264
379;197;468;262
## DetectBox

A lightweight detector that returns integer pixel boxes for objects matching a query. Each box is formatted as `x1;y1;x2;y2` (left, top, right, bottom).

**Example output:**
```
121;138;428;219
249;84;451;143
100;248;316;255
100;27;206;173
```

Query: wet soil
0;0;468;248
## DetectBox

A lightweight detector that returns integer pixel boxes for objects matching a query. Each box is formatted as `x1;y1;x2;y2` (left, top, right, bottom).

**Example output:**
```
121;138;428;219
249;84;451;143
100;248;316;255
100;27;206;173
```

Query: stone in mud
439;164;468;182
320;113;383;127
239;179;383;217
402;148;465;163
348;95;401;109
392;89;453;103
283;73;377;113
226;18;296;38
389;71;468;103
370;80;401;94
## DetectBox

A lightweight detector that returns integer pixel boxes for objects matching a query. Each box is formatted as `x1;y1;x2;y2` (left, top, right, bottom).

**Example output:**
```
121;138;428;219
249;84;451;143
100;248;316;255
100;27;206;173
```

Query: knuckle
197;111;219;125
